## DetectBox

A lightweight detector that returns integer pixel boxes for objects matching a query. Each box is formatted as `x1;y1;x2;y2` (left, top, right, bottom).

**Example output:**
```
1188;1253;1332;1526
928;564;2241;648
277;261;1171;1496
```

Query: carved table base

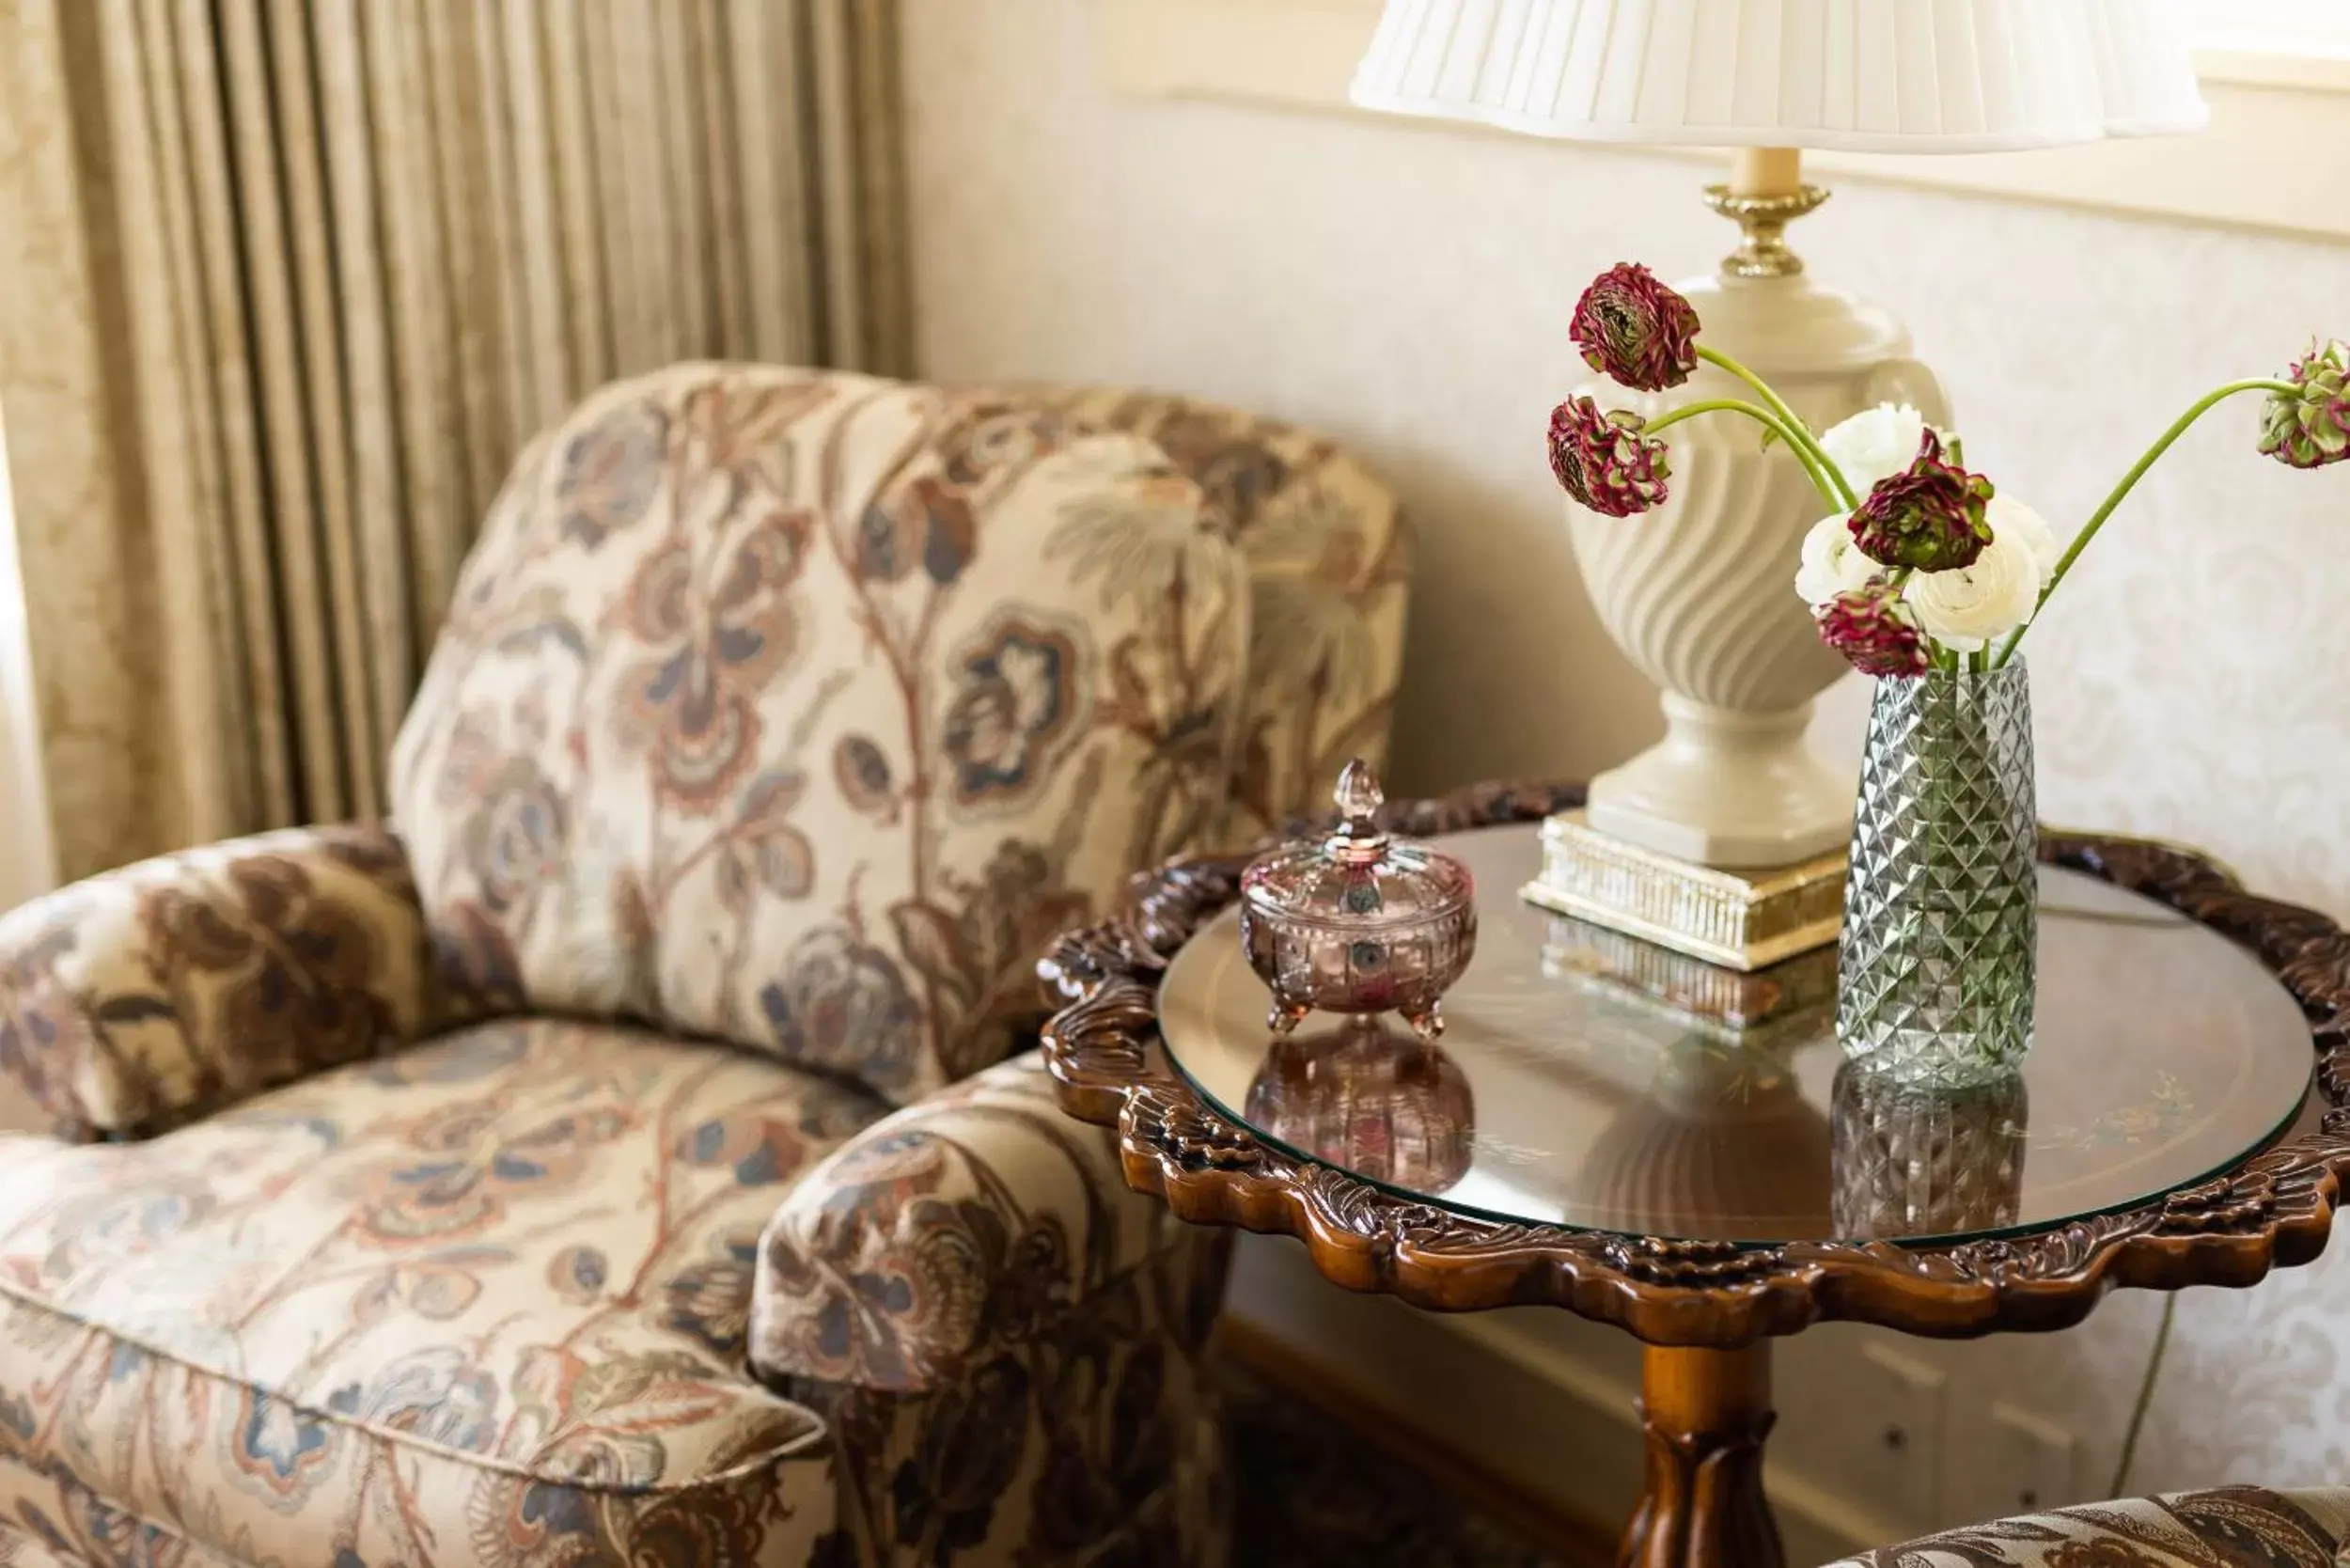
1622;1344;1782;1568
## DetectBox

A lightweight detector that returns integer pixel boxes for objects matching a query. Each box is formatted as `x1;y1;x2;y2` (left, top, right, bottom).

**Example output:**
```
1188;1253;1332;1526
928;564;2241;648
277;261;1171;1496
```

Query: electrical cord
2108;1293;2178;1497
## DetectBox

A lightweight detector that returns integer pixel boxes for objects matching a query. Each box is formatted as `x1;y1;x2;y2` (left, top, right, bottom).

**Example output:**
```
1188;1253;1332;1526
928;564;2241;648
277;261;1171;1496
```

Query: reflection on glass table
1243;1023;1476;1191
1158;826;2313;1247
1831;1061;2029;1237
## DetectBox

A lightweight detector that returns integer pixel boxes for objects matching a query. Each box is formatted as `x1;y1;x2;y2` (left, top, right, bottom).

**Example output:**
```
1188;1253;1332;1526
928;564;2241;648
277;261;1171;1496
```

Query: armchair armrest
750;1049;1207;1395
747;1051;1230;1562
0;823;450;1140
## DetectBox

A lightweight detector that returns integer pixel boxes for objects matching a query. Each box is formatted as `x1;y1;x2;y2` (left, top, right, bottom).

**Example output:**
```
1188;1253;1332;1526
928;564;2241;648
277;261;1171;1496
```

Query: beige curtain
0;0;911;883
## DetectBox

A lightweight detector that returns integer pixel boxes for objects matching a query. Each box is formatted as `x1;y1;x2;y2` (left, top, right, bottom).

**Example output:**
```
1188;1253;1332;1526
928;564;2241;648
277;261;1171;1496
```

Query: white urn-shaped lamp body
1568;269;1948;869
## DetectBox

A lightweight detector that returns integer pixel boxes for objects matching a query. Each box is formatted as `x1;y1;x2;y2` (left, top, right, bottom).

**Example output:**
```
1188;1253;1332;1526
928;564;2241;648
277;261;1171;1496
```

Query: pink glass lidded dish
1237;759;1478;1040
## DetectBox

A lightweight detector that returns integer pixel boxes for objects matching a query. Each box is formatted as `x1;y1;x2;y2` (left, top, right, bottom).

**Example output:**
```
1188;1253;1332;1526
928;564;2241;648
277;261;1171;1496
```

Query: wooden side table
1039;781;2350;1568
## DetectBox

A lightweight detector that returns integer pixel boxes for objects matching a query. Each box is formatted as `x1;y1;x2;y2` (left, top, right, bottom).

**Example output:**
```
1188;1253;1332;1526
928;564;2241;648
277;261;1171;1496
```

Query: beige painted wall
899;0;2350;1537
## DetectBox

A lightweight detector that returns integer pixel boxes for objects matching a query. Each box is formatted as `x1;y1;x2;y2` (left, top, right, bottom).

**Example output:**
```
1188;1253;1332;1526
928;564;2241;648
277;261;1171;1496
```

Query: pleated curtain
0;0;911;884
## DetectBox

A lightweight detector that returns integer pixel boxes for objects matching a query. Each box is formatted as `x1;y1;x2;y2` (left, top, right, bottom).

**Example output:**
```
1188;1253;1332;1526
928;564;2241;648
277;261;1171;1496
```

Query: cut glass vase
1836;659;2038;1087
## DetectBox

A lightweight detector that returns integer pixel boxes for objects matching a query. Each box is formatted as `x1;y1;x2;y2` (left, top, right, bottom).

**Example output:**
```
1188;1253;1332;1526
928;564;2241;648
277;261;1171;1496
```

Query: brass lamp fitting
1702;183;1831;279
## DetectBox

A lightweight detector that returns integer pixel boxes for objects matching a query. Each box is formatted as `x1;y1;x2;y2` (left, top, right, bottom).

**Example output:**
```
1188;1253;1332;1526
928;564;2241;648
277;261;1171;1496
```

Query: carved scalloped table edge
1036;779;2350;1349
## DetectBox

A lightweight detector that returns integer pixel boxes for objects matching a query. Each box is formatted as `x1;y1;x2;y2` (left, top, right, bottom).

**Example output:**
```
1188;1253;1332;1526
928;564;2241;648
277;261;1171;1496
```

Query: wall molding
1091;0;2350;244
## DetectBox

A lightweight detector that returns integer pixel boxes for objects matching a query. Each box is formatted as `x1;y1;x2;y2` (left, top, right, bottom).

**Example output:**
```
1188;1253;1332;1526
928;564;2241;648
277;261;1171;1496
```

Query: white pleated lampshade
1351;0;2208;153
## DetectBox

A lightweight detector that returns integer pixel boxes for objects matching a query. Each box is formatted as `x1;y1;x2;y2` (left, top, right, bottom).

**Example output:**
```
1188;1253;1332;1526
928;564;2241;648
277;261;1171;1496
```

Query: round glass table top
1157;823;2315;1247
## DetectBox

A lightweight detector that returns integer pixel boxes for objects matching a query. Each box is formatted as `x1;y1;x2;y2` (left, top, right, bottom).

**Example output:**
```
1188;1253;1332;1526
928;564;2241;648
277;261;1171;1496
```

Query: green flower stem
1645;397;1847;513
1697;345;1858;510
1994;377;2299;666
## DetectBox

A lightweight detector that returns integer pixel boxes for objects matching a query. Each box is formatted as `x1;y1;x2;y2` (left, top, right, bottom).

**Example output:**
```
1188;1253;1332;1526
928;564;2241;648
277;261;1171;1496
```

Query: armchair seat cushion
0;1019;888;1566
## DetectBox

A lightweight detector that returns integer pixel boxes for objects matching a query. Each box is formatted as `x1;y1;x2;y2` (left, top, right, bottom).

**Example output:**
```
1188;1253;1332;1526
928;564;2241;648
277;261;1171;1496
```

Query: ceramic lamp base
1521;810;1844;972
1563;169;1949;878
1587;695;1856;868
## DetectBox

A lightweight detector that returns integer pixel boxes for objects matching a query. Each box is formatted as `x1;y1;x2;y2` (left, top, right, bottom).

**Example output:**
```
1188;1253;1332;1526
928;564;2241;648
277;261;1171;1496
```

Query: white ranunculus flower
1821;402;1935;494
1985;494;2063;583
1903;529;2045;652
1794;512;1879;606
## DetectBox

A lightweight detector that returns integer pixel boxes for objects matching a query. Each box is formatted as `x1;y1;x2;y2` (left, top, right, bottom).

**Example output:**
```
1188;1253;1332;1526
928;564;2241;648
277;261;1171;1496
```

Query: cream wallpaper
897;0;2350;1522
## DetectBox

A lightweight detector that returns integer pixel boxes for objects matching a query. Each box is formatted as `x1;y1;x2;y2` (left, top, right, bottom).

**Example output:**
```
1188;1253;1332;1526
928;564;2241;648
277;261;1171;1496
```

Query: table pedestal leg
1617;1342;1783;1568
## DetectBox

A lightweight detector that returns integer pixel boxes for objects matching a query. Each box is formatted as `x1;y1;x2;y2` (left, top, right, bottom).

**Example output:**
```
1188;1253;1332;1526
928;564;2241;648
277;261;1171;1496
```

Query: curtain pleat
0;0;911;881
104;0;253;839
313;0;420;806
735;0;814;366
220;0;339;822
838;0;914;374
172;0;287;836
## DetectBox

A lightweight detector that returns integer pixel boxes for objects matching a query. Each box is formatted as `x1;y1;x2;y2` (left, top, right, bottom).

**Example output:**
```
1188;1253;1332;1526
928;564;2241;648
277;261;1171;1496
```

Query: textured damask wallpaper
899;0;2350;1525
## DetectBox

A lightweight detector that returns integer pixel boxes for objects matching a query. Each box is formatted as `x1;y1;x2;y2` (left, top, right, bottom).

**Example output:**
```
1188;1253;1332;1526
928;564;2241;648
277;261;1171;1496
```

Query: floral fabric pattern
0;1465;249;1568
788;1242;1230;1568
0;366;1404;1568
391;367;1258;1105
0;1035;1231;1568
1028;386;1412;845
753;1052;1196;1394
0;1018;884;1566
1830;1487;2350;1568
0;824;446;1142
752;1051;1231;1564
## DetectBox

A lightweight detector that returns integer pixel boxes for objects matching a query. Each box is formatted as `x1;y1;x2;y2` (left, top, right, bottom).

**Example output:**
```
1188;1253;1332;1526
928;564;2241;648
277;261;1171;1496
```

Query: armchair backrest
390;366;1411;1106
392;366;1258;1104
1019;387;1412;843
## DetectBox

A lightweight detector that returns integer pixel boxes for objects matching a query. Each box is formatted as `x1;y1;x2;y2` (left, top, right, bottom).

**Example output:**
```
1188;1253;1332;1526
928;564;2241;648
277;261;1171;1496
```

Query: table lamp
1353;0;2207;969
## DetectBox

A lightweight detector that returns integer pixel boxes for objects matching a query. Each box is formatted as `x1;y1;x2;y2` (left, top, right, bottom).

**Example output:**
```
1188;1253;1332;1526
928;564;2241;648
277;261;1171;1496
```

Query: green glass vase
1835;659;2038;1088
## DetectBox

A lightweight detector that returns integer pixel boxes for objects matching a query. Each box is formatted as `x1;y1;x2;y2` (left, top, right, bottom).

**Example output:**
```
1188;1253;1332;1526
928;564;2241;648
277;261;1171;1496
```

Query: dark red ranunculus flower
2259;337;2350;470
1570;263;1701;392
1846;431;1995;572
1547;397;1671;518
1815;580;1928;678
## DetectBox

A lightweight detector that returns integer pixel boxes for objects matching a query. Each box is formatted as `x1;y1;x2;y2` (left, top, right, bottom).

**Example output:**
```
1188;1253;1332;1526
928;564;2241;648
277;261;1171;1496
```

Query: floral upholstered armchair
1830;1485;2350;1568
0;367;1410;1567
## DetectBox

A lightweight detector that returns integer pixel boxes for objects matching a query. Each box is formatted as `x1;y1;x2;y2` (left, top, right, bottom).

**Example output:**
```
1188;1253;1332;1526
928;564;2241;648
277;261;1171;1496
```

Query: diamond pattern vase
1836;660;2038;1087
